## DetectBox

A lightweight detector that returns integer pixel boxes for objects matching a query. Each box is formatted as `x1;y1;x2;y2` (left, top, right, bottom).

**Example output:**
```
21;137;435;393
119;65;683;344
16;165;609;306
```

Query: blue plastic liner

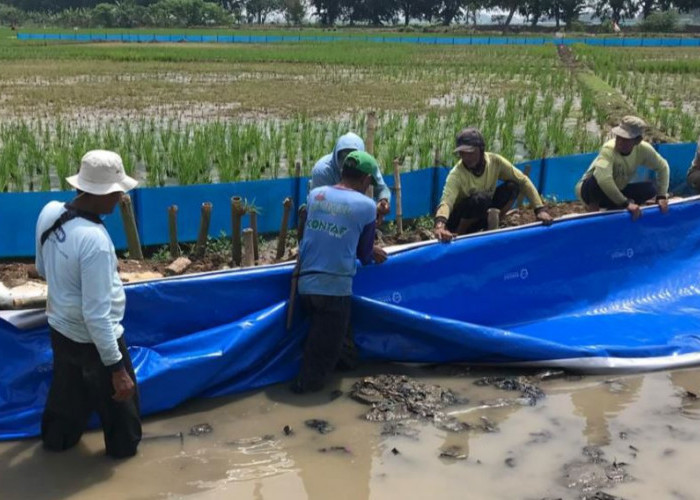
16;33;700;47
3;198;700;439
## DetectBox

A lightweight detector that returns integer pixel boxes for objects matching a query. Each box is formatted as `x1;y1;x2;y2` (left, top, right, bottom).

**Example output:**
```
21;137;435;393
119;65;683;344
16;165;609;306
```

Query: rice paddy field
0;28;698;192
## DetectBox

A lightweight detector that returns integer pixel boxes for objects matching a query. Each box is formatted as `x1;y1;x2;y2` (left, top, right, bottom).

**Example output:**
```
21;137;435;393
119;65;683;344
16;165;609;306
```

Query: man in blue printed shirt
292;151;388;393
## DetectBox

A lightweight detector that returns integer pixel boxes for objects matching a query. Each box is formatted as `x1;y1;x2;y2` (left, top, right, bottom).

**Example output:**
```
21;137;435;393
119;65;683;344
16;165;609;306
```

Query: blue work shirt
298;186;376;296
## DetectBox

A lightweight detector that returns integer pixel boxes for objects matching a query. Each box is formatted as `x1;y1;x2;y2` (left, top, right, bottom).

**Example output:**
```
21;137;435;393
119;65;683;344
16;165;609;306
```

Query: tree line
1;0;697;28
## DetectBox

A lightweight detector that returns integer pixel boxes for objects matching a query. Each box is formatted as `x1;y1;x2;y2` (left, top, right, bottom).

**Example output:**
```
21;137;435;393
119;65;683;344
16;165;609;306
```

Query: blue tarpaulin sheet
3;198;700;439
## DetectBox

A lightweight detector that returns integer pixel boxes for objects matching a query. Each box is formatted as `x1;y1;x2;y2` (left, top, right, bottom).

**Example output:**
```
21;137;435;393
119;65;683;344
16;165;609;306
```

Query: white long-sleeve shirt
35;201;125;367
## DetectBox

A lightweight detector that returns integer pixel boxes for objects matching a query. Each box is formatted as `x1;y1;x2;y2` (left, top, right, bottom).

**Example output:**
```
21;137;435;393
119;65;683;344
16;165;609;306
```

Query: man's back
35;201;125;347
298;186;376;296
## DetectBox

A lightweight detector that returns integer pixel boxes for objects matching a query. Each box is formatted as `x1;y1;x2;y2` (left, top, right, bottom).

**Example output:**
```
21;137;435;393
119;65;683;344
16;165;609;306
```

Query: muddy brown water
1;363;698;500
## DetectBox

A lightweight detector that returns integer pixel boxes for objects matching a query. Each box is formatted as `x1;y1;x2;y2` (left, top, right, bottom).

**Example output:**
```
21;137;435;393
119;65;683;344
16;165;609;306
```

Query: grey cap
612;116;646;139
454;128;485;153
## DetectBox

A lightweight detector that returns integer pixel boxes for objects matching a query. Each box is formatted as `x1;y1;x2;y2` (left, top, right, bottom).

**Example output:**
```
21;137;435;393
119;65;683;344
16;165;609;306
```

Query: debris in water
534;369;566;381
561;446;632;496
439;445;468;460
380;421;420;440
504;457;516;468
188;423;213;436
474;376;545;405
305;419;335;434
478;416;498;433
283;425;294;436
528;430;553;444
142;432;184;446
391;447;400;455
351;375;469;432
319;446;351;454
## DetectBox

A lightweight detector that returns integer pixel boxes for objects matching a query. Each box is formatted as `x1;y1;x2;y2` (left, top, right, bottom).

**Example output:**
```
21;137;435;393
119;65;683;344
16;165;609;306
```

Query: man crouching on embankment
576;116;670;220
35;150;142;458
433;127;553;242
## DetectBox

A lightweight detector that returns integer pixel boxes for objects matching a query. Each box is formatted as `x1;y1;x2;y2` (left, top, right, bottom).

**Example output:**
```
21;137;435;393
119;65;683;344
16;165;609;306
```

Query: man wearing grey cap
434;128;552;242
576;116;670;220
687;136;700;194
35;150;141;458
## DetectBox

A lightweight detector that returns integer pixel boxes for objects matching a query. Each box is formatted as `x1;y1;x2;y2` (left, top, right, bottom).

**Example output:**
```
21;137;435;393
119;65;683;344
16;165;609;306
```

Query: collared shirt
436;152;544;220
298;186;376;296
577;140;669;205
35;201;125;367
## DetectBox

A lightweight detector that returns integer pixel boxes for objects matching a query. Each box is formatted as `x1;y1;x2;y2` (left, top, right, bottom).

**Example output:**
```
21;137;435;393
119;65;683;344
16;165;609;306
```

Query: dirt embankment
0;202;587;292
556;44;675;144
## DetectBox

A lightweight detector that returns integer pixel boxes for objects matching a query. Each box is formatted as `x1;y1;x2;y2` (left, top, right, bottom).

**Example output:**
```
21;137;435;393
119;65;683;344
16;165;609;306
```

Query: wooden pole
231;196;245;266
168;205;180;258
242;228;255;267
487;208;500;230
276;197;293;261
249;209;259;263
365;111;376;155
194;202;212;259
392;158;403;234
119;193;143;260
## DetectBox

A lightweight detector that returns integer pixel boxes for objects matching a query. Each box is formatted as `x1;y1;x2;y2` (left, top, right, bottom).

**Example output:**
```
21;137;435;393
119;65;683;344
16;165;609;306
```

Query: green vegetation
0;28;697;192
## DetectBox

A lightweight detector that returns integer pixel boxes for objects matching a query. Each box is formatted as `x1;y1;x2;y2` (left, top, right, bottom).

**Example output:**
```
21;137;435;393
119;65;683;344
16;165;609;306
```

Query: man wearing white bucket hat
35;150;141;459
576;116;670;220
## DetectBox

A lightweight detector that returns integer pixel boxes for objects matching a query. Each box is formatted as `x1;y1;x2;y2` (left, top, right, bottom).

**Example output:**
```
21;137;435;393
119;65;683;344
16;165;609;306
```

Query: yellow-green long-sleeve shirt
436;152;544;220
576;140;669;206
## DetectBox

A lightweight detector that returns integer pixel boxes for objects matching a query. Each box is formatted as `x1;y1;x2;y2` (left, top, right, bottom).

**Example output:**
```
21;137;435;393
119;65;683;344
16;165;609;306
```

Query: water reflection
570;375;643;446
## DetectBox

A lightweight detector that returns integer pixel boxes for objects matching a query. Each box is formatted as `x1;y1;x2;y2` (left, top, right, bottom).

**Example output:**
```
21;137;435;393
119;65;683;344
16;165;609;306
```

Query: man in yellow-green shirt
687;136;700;194
576;116;670;220
434;128;552;242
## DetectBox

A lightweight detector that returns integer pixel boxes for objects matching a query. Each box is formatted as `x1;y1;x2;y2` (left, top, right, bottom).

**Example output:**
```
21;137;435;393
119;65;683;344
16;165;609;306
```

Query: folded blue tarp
2;198;700;439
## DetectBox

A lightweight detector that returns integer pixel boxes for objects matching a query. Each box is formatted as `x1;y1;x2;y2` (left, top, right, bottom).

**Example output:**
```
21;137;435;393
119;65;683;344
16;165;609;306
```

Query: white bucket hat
66;150;137;195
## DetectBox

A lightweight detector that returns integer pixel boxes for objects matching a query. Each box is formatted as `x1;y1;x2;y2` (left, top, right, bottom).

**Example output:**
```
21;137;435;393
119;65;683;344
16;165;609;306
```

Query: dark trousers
42;328;142;458
688;169;700;194
294;294;353;393
580;176;657;209
446;181;519;233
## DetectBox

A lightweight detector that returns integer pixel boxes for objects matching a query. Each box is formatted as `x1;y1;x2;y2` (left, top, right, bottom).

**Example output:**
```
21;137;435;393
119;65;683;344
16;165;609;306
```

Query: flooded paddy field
1;363;698;500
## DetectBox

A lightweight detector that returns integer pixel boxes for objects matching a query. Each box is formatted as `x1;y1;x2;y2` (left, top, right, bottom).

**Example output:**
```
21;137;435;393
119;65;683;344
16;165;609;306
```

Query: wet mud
0;364;699;499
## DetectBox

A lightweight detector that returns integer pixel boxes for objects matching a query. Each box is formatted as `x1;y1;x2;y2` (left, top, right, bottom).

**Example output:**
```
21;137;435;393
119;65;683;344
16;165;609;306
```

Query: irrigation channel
1;364;699;499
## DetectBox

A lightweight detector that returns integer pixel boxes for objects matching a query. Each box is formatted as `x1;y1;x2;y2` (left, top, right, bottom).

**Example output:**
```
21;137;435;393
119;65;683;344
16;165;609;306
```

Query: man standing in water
292;151;387;393
434;128;552;242
576;116;670;220
35;150;141;458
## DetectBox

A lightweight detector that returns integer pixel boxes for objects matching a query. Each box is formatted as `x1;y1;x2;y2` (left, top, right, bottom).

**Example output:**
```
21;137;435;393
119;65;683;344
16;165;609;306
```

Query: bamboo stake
516;164;532;208
168;205;180;258
119;193;143;260
276;197;293;261
194;202;212;259
242;228;255;267
365;111;376;156
231;196;245;266
249;209;259;263
487;208;500;230
392;158;403;234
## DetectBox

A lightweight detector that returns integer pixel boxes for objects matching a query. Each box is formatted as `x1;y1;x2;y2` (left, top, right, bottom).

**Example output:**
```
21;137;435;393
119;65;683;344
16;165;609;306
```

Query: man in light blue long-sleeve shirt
311;132;392;220
35;150;141;459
